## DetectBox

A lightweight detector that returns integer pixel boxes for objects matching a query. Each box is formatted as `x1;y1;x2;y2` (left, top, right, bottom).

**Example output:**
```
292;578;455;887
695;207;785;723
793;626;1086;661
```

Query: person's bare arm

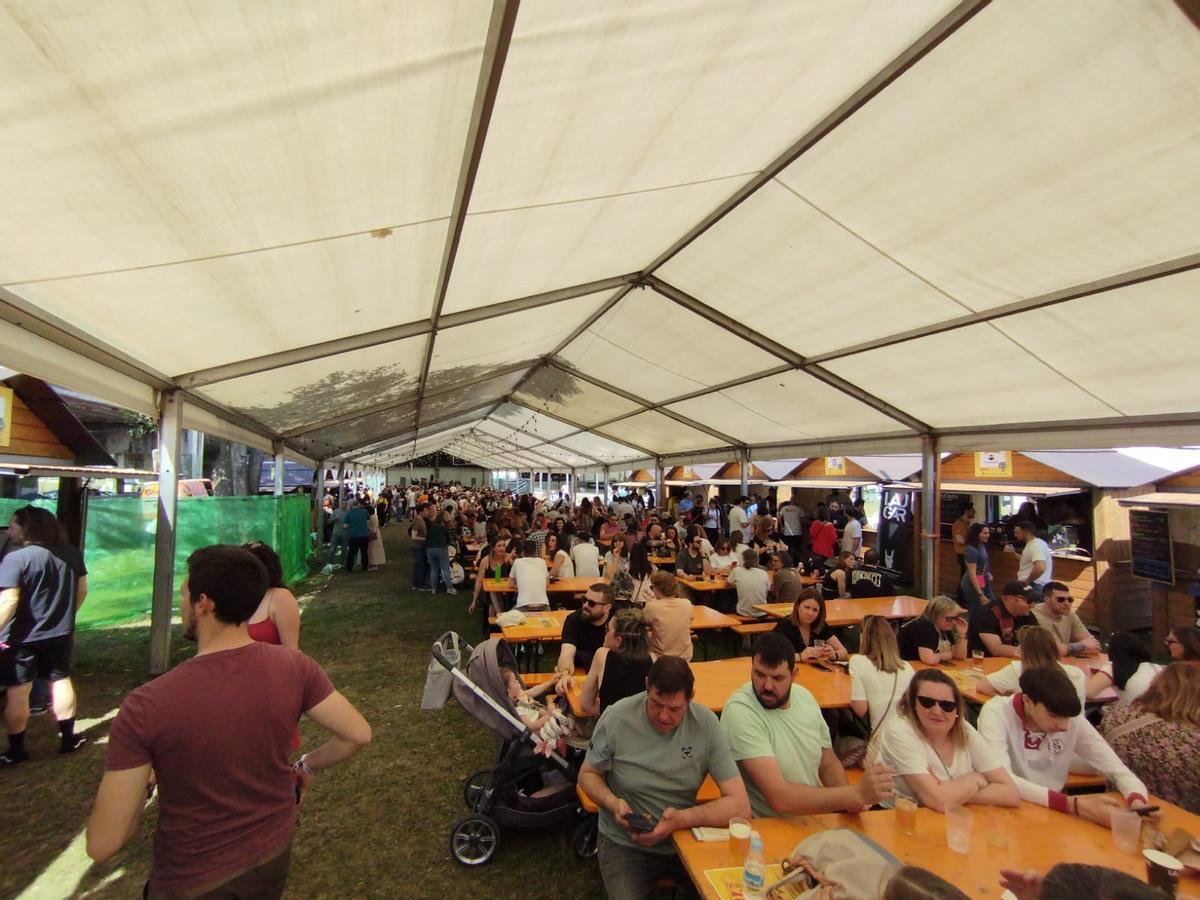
579;649;607;717
0;586;19;632
850;698;869;718
86;763;153;862
76;576;89;610
737;755;891;815
273;589;301;651
301;690;372;771
974;767;1021;807
825;635;848;662
975;676;999;696
817;747;848;787
1022;560;1047;586
633;775;752;847
555;643;578;677
964;562;986;604
917;644;944;666
980;632;1020;658
901;770;984;813
1085;669;1113;700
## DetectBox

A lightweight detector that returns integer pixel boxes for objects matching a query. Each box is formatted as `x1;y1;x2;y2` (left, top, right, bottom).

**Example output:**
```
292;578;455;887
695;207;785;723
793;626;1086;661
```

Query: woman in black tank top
580;608;652;716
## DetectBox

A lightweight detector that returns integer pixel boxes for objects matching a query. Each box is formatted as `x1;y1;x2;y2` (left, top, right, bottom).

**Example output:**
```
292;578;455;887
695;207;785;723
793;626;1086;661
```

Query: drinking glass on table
728;816;752;864
895;797;917;837
971;650;985;676
945;805;974;854
1111;808;1141;854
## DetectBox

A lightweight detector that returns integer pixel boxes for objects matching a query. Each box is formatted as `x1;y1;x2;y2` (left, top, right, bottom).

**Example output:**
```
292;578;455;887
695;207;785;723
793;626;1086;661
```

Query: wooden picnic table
673;798;1200;899
677;571;821;593
489;602;740;646
755;595;927;627
483;576;597;594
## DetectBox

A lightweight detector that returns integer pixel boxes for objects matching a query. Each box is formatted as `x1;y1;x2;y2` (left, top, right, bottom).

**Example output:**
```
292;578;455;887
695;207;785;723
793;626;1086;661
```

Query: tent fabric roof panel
553;431;645;465
443;0;960;314
781;0;1200;313
559;289;780;403
597;411;725;456
990;271;1200;418
657;179;969;357
196;335;427;433
442;178;745;314
426;291;615;388
823;323;1118;429
0;3;486;283
514;366;642;427
848;455;924;482
490;403;580;443
12;224;448;377
665;369;903;444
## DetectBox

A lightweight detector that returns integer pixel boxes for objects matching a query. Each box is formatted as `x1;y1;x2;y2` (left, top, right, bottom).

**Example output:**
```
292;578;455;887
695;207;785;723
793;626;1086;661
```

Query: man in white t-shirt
1009;520;1052;589
840;516;862;556
777;495;805;561
727;498;750;543
727;550;769;618
720;633;893;816
977;665;1157;828
570;535;601;579
508;541;550;611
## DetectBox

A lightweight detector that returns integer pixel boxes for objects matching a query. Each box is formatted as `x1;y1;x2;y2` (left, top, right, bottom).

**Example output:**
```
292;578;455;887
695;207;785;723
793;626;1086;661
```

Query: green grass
0;526;607;899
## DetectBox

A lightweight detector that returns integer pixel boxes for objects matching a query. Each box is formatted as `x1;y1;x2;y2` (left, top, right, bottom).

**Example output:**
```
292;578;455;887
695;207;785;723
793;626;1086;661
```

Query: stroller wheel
463;769;494;810
450;813;500;866
571;816;598;859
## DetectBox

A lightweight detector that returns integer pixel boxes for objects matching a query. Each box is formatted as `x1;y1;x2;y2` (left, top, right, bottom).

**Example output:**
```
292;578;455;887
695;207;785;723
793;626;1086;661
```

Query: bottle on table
742;830;766;900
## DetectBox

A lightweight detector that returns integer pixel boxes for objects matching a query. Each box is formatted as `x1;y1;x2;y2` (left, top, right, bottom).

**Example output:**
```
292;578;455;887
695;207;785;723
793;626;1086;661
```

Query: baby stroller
429;634;582;866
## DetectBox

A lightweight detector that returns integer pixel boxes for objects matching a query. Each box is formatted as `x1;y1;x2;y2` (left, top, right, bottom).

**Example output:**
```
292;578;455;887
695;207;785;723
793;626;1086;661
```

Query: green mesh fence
0;497;57;522
3;494;313;630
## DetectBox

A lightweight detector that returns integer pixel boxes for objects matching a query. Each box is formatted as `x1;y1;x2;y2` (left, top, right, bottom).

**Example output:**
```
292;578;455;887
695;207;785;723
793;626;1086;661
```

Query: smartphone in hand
625;812;657;833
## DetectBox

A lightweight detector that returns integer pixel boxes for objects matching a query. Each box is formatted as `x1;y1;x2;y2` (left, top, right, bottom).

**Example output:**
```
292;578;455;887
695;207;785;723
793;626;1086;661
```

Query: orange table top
674;798;1200;899
755;595;927;626
674;656;851;714
497;609;571;643
492;602;740;646
483;576;597;594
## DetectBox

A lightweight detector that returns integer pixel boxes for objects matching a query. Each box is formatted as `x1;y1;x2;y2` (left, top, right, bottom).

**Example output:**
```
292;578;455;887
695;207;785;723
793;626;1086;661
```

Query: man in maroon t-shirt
86;545;371;898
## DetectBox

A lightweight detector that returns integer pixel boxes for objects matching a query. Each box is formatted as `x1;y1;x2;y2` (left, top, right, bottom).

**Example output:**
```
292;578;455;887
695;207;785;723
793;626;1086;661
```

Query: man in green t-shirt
579;656;750;898
720;633;894;817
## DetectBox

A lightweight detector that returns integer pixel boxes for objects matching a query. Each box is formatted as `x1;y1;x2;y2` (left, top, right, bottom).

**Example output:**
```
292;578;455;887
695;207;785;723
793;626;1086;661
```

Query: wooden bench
732;622;774;636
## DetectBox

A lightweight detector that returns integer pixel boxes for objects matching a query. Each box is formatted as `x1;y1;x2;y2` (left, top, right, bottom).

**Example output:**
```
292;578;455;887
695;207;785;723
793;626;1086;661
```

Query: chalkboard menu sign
1130;509;1174;585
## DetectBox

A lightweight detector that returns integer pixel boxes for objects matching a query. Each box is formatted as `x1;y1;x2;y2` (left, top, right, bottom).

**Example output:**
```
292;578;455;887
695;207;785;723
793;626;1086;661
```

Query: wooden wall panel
3;395;72;460
938;452;1086;485
1159;467;1200;489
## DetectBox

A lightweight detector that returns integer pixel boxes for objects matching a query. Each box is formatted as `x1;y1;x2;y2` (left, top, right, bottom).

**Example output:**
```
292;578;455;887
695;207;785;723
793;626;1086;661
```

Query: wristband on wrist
1067;641;1083;656
295;755;315;776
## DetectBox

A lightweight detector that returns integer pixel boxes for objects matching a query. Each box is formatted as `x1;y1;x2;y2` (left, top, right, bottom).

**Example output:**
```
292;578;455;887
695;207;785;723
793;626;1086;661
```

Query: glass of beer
895;797;918;837
728;817;752;864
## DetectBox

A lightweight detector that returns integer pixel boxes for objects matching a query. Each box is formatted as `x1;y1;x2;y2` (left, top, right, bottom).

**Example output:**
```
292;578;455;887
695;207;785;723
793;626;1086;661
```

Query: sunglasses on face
915;695;958;713
582;598;611;608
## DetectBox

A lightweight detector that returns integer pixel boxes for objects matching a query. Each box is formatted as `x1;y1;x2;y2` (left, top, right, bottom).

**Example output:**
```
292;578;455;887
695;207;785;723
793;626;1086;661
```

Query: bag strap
1104;712;1160;744
865;670;901;746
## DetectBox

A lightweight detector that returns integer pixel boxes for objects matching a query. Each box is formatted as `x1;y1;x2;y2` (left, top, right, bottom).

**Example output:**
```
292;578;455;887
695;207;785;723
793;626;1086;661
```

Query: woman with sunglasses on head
897;595;968;665
875;669;1019;812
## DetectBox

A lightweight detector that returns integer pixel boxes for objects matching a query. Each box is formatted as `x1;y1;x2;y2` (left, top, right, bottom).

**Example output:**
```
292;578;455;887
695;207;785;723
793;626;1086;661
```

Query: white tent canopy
2;1;1200;476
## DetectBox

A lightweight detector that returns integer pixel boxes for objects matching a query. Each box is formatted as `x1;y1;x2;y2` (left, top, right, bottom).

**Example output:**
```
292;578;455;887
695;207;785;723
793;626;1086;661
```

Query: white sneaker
446;588;458;595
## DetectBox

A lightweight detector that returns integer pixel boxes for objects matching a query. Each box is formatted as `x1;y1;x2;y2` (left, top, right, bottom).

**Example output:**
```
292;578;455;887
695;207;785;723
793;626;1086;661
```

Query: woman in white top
625;542;657;607
875;669;1020;812
707;536;739;576
977;625;1087;706
850;616;914;737
601;536;628;578
550;544;575;579
1086;631;1161;704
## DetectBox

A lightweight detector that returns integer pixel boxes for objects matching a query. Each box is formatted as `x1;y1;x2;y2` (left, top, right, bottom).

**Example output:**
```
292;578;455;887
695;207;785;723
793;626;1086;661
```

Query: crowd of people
4;476;1199;897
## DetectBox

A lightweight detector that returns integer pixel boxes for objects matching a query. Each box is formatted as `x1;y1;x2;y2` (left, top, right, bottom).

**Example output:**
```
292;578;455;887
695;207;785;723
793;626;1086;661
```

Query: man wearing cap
978;666;1159;828
967;581;1038;658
